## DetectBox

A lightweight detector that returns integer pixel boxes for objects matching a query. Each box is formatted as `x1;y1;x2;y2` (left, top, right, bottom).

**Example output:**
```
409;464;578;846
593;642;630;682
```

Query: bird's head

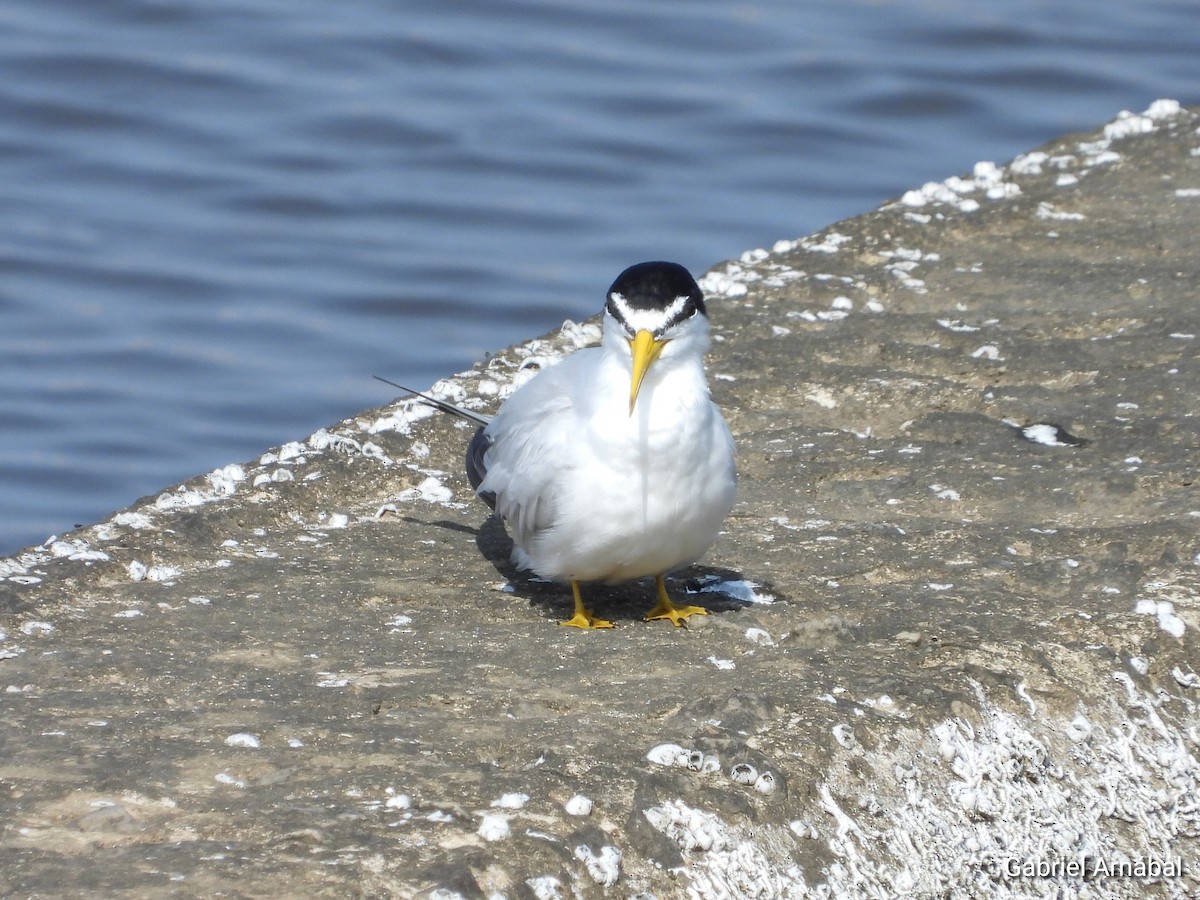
603;261;708;414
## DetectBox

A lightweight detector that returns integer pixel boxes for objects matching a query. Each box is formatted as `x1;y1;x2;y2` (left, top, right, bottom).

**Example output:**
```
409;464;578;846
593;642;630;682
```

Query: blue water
2;0;1198;555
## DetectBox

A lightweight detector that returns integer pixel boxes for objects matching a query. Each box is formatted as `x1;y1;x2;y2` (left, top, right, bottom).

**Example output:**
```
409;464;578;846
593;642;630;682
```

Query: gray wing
473;354;587;550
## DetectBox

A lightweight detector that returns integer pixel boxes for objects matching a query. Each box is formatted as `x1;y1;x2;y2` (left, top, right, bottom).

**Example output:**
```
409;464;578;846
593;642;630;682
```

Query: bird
379;261;736;629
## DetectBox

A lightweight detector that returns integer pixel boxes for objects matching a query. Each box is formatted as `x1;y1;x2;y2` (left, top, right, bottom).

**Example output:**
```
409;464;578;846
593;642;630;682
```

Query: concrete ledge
2;101;1199;898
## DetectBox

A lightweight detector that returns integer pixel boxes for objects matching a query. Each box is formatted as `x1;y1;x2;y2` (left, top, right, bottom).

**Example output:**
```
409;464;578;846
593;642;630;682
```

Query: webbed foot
560;580;615;629
643;575;708;627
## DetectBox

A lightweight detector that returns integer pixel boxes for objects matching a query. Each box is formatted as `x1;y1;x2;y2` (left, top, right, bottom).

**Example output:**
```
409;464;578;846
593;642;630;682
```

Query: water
1;0;1197;556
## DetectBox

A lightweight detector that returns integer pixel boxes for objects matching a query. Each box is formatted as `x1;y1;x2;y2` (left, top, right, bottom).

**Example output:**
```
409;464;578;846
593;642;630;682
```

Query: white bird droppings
805;387;838;409
564;794;593;816
128;561;182;582
111;511;154;530
1036;201;1085;221
970;343;1002;360
745;627;774;645
490;792;529;809
155;464;246;511
832;723;857;749
524;875;564;900
646;743;689;767
1134;599;1186;637
802;231;852;254
1172;667;1200;689
575;844;622;887
477;813;510;841
1066;714;1093;742
698;266;751;298
1023;425;1066;446
385;792;411;809
643;800;730;853
398;475;454;505
50;539;110;562
694;578;775;604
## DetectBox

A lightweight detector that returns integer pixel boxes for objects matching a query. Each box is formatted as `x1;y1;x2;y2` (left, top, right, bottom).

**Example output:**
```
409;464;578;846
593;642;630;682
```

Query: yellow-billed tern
384;261;736;629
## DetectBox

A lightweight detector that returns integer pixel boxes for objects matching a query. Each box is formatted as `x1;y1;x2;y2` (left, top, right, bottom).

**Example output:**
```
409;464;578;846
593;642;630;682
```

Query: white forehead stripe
608;292;692;334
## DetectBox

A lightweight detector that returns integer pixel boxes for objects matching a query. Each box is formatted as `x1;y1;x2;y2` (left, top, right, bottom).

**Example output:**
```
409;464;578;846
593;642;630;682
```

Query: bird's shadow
411;514;784;625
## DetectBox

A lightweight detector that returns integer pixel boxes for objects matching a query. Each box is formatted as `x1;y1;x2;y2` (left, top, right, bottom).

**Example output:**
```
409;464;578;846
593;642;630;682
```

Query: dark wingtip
373;375;490;427
465;426;496;510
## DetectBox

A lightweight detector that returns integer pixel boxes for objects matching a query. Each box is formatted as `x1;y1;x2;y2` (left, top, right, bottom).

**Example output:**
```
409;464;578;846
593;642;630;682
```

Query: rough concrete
2;101;1199;899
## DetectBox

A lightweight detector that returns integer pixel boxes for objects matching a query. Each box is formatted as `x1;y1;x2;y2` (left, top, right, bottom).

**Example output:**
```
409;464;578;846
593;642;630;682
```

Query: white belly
517;373;736;583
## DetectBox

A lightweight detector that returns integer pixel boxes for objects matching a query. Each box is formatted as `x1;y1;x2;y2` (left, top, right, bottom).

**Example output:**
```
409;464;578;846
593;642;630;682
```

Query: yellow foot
560;580;614;629
560;609;615;629
644;575;709;627
644;599;708;627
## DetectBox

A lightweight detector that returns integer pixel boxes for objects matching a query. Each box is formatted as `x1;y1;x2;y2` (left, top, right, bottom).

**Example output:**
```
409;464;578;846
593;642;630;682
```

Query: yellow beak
629;329;667;415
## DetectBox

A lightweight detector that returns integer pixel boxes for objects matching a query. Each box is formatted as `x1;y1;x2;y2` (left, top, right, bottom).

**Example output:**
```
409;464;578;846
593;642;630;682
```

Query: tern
380;261;736;629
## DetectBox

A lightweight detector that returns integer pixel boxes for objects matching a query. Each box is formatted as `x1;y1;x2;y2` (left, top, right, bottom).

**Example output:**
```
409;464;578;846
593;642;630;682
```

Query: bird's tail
373;375;497;509
372;375;491;427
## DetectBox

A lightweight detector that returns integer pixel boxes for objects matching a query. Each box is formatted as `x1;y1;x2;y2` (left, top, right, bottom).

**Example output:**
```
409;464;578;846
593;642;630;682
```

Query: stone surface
2;102;1199;899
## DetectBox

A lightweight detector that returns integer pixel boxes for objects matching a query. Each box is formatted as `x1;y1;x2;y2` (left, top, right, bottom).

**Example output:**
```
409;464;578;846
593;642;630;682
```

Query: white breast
493;346;736;583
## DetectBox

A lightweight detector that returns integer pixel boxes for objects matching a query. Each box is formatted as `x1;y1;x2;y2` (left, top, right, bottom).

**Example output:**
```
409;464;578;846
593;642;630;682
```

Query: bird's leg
560;580;614;629
644;575;709;627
